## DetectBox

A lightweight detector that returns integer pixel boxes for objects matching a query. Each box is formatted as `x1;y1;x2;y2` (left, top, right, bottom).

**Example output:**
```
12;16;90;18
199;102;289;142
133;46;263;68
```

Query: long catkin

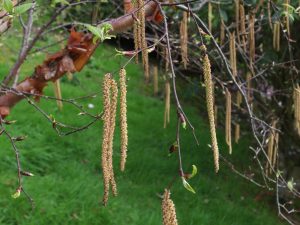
53;79;63;110
273;21;280;52
153;65;159;95
265;120;279;175
201;45;219;172
220;19;225;46
180;11;188;69
108;79;118;196
102;74;112;206
294;86;300;136
208;2;212;32
229;32;237;77
239;3;246;51
162;189;178;225
120;68;128;172
138;0;149;82
249;13;255;72
225;89;232;154
284;0;290;36
133;0;140;64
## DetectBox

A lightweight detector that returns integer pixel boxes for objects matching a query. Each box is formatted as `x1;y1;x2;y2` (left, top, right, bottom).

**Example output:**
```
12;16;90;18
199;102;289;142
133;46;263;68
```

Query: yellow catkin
235;0;240;44
102;74;112;206
120;68;128;172
229;32;237;77
284;0;290;36
267;1;273;30
265;121;279;175
165;47;170;72
180;11;188;69
164;79;171;128
220;19;225;46
208;2;212;32
133;0;141;64
246;71;252;102
138;0;149;82
273;21;280;52
133;21;140;64
162;189;178;225
234;123;240;144
214;105;218;127
153;65;159;95
201;45;219;172
249;13;255;72
53;79;63;110
225;89;232;154
108;78;118;196
272;132;279;173
294;86;300;136
239;3;246;51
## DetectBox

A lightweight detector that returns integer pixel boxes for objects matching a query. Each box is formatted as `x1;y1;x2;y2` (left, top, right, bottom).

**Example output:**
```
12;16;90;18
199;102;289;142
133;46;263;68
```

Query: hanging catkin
225;89;232;154
102;74;112;206
208;2;212;32
249;13;255;71
180;11;188;69
284;0;290;36
162;189;178;225
53;79;63;110
120;68;128;172
267;1;273;30
273;21;280;52
201;45;219;172
229;32;237;77
234;123;240;143
108;78;118;196
294;86;300;136
164;79;171;128
153;65;159;95
239;3;247;51
165;47;170;72
220;19;225;46
138;0;149;82
235;0;240;44
265;120;279;175
133;0;140;64
246;71;252;102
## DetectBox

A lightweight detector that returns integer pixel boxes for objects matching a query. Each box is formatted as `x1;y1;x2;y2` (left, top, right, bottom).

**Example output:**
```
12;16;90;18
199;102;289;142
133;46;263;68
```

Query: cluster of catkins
133;0;149;81
101;69;128;206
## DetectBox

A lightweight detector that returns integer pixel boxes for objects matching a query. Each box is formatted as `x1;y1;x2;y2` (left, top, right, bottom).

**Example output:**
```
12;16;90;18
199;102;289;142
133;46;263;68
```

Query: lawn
0;30;284;225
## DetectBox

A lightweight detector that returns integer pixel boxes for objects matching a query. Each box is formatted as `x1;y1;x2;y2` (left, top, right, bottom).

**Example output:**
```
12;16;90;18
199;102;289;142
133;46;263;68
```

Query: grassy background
0;31;284;224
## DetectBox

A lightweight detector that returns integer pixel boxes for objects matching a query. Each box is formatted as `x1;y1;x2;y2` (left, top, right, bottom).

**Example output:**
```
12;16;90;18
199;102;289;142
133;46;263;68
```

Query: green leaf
84;24;101;38
182;177;196;194
11;189;21;199
3;0;13;13
14;3;33;15
190;165;197;179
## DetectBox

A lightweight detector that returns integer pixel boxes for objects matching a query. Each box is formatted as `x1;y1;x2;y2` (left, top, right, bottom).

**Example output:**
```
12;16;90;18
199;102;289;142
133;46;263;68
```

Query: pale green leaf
14;3;33;15
190;165;197;179
3;0;13;13
182;177;196;194
11;189;21;199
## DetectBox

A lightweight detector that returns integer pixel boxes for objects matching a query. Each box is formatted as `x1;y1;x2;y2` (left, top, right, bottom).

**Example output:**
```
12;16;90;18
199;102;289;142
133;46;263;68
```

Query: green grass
0;32;284;225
